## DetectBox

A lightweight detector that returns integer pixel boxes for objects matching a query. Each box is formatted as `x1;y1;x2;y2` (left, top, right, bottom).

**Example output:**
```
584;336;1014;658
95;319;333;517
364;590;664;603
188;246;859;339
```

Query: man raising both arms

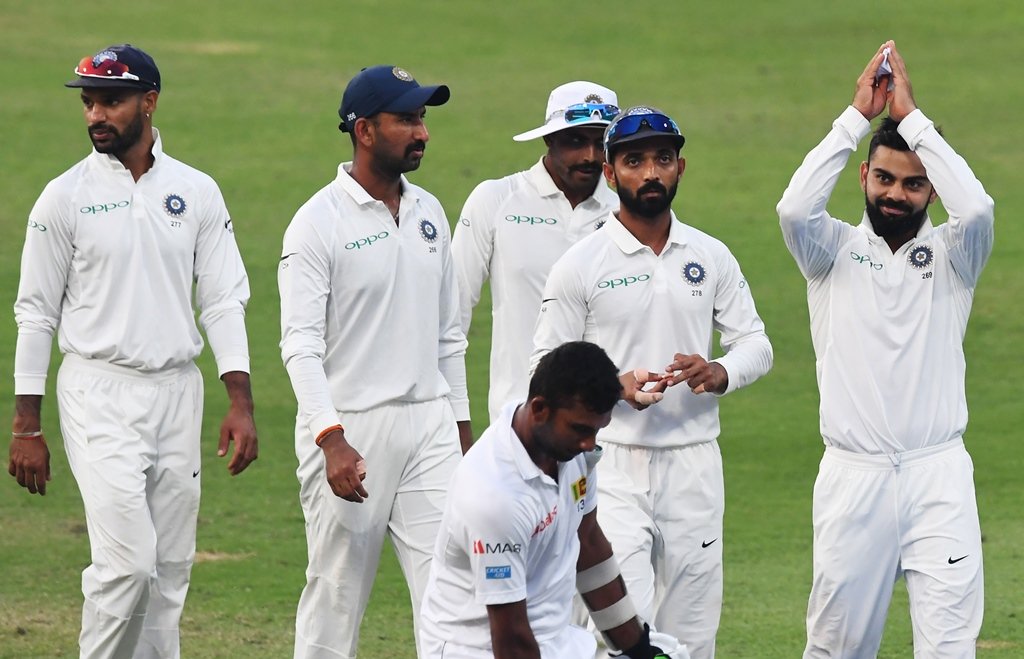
777;41;993;658
453;81;619;422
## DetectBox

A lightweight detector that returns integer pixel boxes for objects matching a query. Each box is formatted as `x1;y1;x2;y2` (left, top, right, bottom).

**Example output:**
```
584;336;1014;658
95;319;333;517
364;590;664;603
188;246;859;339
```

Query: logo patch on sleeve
485;565;512;580
572;476;587;502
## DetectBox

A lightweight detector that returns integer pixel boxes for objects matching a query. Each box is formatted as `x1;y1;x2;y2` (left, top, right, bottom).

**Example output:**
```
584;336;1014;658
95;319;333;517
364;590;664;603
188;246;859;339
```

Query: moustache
405;141;427;157
89;124;117;136
638;182;668;196
878;200;913;214
571;164;602;175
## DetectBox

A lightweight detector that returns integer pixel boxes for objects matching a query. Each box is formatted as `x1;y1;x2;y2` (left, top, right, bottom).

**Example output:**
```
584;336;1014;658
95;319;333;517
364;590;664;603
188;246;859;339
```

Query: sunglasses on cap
74;55;141;82
606;111;682;143
563;103;620;124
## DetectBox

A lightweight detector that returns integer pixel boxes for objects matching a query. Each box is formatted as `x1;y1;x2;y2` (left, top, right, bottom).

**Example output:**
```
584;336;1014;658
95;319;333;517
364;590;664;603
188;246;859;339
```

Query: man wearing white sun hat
452;81;621;423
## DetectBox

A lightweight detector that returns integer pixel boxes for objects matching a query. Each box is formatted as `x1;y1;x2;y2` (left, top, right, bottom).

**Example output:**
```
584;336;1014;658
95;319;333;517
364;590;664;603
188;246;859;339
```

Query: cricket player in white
420;341;688;659
453;81;620;423
777;41;993;658
8;44;258;659
532;107;773;659
279;65;472;659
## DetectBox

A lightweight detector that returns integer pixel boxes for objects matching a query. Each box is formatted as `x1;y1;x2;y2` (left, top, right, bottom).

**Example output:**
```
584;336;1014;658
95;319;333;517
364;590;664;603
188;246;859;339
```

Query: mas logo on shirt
908;245;934;270
163;194;187;218
472;540;522;554
681;261;707;286
419;218;439;244
485;565;512;580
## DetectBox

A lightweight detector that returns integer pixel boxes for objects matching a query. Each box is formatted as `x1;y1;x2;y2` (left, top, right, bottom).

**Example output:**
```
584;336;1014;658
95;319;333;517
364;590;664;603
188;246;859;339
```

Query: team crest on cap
419;219;439;243
908;245;933;270
92;50;118;68
392;66;413;82
584;93;604;104
163;194;187;218
682;261;706;286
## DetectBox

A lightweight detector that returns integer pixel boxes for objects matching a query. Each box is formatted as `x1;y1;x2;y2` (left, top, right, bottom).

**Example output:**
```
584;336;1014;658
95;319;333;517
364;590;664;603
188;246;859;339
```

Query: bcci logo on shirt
419;219;438;244
163;194;187;218
908;245;933;270
682;261;706;286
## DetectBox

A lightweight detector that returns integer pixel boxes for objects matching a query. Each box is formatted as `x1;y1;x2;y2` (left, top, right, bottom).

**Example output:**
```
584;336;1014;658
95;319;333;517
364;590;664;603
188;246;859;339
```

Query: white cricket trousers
293;398;461;659
804;438;984;659
595;440;724;659
57;354;203;659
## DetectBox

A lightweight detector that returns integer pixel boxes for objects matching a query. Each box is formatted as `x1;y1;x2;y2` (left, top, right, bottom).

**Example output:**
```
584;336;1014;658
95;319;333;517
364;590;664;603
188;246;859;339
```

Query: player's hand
457;420;474;455
8;434;51;496
665;353;728;395
219;404;258;475
852;40;894;121
320;430;369;503
620;369;671;410
884;43;918;122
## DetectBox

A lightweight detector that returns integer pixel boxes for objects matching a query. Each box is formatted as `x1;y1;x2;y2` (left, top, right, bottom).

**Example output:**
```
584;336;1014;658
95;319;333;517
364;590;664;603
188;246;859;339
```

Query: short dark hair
529;341;622;414
868;115;944;161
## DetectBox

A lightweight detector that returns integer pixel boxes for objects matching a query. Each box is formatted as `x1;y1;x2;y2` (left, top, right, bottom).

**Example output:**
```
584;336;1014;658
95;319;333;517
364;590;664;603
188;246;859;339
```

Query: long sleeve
451;180;501;333
13;182;73;394
529;258;589;374
898;109;994;287
710;251;773;394
438;210;471;421
777;106;871;280
194;181;251;376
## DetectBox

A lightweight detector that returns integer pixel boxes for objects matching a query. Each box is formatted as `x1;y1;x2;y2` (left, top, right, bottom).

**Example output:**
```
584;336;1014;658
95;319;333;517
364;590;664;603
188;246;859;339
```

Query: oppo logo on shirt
345;231;390;250
598;273;651;289
80;200;129;214
505;214;557;225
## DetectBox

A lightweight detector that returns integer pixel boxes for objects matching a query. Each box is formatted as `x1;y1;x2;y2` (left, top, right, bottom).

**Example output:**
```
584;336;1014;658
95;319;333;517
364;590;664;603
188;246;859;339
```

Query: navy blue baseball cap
338;65;449;133
66;44;161;92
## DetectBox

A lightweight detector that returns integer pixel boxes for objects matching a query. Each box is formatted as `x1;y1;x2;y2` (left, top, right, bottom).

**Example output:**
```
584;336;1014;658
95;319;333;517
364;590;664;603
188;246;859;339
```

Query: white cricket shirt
452;159;618;422
531;214;773;448
777;107;994;454
14;128;251;394
278;162;469;440
419;401;598;651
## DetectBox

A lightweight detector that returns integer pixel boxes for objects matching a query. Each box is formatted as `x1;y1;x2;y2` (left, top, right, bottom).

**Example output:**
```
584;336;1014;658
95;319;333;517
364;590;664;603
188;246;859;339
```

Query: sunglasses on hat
74;55;142;83
563;103;620;125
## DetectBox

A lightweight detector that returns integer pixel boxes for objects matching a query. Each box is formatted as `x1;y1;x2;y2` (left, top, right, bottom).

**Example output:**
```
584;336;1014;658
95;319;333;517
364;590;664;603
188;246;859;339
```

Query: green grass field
1;1;1021;657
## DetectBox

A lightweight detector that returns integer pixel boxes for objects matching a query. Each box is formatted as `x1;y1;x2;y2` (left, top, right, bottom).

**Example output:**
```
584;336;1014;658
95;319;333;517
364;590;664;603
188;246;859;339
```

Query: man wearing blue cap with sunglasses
279;64;471;658
532;107;773;658
10;43;258;658
452;81;620;424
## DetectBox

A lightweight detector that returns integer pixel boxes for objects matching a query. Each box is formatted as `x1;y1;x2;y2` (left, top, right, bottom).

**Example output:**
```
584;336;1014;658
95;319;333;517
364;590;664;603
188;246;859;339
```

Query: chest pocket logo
908;245;934;270
682;261;707;286
163;194;187;218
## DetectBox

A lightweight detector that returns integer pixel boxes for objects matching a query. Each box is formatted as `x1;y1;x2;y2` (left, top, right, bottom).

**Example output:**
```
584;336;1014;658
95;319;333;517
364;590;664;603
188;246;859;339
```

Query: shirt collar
89;127;164;172
858;211;934;244
499;402;555;486
334;161;419;208
603;211;688;254
525;157;618;208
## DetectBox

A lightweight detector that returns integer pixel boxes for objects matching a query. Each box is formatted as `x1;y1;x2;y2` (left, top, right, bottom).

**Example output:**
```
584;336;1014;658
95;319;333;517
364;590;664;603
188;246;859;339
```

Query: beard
864;194;928;239
89;110;145;156
377;140;427;176
617;179;678;218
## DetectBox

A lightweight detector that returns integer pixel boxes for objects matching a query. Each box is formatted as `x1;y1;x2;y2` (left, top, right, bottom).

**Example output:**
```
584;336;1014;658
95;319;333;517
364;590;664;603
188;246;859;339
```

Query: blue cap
66;44;161;92
338;65;449;133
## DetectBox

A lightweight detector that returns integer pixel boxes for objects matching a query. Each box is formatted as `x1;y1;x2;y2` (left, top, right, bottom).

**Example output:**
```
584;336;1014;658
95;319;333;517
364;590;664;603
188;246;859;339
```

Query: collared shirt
532;214;773;448
419;402;598;651
278;162;469;440
453;158;618;422
14;128;250;393
777;107;994;454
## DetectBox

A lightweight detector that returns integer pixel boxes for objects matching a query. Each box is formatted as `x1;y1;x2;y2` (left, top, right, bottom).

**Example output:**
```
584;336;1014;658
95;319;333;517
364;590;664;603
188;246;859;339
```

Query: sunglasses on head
606;112;682;143
563;103;620;125
74;55;141;82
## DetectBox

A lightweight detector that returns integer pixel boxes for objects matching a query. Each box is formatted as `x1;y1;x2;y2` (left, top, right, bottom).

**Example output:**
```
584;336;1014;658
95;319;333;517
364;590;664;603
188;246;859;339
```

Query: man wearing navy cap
279;65;471;658
9;43;258;657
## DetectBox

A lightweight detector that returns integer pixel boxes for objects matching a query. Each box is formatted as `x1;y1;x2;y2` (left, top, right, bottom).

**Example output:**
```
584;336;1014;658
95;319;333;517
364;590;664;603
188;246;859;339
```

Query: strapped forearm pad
577;556;620;594
588;596;638;631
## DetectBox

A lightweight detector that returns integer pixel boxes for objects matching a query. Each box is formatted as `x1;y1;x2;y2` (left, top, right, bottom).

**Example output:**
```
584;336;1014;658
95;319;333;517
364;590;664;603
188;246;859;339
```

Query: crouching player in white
419;341;688;659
